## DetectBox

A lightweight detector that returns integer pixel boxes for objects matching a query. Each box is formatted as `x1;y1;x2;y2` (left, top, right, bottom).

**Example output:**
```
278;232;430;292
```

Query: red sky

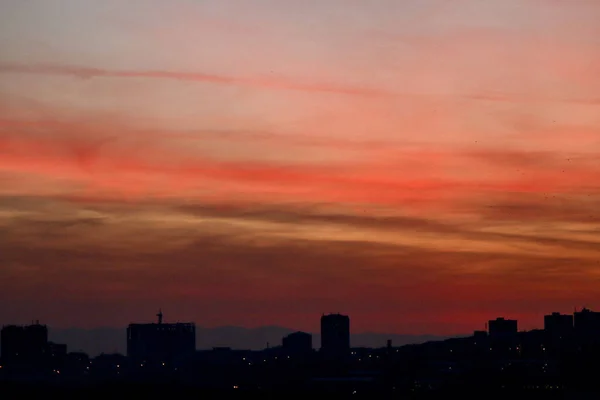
0;0;599;335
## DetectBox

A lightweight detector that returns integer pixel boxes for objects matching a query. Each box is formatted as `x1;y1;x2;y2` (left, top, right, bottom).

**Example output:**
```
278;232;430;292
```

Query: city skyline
4;309;600;395
1;0;600;333
3;307;598;357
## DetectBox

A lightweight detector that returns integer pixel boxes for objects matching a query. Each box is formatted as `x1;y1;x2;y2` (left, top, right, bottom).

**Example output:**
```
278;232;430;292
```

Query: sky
0;0;599;336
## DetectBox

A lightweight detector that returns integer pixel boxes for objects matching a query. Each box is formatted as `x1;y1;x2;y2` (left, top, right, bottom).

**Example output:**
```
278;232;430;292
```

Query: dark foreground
1;382;599;400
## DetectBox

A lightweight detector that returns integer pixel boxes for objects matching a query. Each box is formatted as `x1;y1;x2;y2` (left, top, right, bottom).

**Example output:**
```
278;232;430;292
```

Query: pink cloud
1;115;598;210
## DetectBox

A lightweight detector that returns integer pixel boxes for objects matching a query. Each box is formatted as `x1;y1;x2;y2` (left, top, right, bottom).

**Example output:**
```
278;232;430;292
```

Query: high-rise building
320;313;350;356
1;322;49;367
488;317;517;339
544;312;573;340
574;307;600;341
126;310;196;365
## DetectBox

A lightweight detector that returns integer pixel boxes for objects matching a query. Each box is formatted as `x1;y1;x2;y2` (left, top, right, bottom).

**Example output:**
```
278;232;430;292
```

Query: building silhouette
1;322;49;367
9;309;600;395
282;331;312;355
488;317;517;339
126;310;196;366
544;312;573;340
320;313;350;357
574;307;600;342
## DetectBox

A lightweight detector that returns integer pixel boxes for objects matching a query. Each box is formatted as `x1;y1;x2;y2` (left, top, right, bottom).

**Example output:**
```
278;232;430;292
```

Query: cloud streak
1;195;599;332
0;62;389;97
1;0;600;333
3;61;599;105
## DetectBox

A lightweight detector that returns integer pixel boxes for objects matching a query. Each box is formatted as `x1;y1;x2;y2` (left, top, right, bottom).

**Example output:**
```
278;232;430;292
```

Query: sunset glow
1;0;599;335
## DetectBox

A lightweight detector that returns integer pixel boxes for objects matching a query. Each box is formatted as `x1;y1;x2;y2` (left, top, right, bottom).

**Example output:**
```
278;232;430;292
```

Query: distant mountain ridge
46;326;454;356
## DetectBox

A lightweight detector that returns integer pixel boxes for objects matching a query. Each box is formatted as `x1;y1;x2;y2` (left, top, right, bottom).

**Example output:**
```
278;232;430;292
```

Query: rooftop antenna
157;309;163;324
